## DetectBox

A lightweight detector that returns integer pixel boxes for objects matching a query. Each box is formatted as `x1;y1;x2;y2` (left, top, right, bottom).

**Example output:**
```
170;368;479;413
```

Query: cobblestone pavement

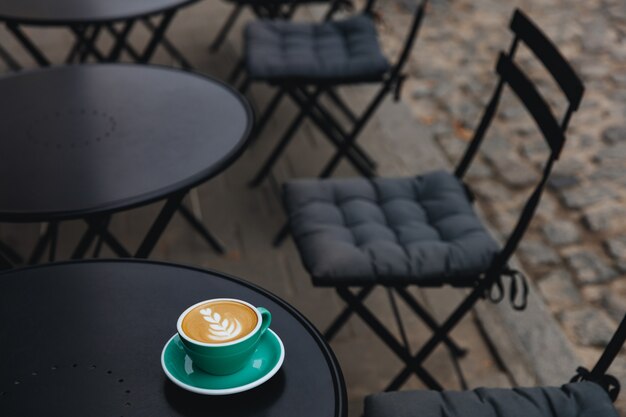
377;0;626;396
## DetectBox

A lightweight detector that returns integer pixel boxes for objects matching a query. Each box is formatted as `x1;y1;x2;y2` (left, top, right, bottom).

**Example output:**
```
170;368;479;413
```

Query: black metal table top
0;0;199;25
0;260;347;417
0;64;252;222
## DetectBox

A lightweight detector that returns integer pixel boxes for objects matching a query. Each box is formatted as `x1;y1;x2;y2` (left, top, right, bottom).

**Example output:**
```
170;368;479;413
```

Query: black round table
0;64;252;262
0;260;347;417
0;0;200;69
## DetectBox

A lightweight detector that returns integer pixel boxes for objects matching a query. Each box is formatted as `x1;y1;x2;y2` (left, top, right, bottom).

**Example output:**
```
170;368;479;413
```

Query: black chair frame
315;9;584;392
235;0;427;189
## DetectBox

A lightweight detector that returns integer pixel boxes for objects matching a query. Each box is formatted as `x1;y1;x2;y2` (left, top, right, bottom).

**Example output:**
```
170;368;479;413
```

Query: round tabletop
0;260;347;417
0;64;252;222
0;0;199;25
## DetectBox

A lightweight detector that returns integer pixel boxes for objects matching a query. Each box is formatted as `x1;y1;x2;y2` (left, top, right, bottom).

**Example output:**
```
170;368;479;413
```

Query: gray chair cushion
283;171;499;286
245;15;390;83
230;0;326;4
364;382;619;417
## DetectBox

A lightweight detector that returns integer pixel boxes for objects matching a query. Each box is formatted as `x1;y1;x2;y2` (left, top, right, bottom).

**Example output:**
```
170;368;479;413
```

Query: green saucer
161;329;285;395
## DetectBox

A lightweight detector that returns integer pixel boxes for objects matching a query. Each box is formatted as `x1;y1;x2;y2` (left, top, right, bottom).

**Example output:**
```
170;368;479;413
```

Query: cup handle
257;307;272;335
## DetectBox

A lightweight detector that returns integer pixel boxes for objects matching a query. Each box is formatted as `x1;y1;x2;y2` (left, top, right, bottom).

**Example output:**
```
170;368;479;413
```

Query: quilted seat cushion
229;0;326;4
245;15;390;83
283;171;499;286
364;382;619;417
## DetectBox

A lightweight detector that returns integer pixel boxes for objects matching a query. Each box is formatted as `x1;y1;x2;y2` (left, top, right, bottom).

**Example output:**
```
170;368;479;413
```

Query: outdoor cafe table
0;0;199;70
0;64;252;263
0;260;347;416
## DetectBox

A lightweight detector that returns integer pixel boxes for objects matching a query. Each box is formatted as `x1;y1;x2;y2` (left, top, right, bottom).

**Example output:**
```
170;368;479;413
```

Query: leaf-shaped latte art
200;307;243;341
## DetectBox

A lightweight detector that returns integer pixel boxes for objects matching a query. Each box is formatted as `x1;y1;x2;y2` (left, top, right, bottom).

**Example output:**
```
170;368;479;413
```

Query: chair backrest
389;0;429;78
361;0;428;79
453;9;584;271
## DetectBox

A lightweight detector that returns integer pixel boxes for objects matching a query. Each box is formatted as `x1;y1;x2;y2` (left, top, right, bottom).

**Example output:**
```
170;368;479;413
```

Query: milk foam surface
182;300;258;344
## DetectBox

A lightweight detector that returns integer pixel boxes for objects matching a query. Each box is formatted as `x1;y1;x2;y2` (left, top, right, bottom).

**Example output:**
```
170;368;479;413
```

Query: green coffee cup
176;298;271;375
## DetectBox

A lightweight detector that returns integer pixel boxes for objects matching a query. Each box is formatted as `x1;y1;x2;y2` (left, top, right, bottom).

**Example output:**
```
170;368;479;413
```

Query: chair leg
325;286;375;340
387;288;411;350
286;88;376;178
249;88;323;187
317;84;392;178
336;287;444;390
385;285;487;391
209;4;244;53
395;287;468;357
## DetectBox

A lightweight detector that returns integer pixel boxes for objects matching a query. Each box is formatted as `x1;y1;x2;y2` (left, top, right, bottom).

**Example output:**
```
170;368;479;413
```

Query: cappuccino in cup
181;300;258;344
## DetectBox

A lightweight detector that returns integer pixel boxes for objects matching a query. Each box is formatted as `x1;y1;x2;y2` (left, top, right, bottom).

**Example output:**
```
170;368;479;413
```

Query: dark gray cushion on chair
364;382;619;417
283;171;499;286
230;0;327;4
245;15;390;83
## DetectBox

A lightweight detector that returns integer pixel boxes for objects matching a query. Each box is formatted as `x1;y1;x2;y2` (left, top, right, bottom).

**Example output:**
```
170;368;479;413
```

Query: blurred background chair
364;313;626;417
234;0;428;188
279;8;585;391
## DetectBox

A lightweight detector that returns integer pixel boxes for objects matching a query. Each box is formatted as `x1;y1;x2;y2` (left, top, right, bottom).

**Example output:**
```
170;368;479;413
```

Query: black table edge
0;258;348;417
0;62;255;223
0;0;200;26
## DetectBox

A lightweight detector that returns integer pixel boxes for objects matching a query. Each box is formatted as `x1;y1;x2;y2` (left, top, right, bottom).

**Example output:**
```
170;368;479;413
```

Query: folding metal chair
364;312;626;417
234;0;427;187
209;0;351;53
279;9;585;391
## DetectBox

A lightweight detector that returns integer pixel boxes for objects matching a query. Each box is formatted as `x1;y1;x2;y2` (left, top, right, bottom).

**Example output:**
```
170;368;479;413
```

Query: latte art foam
182;300;258;344
200;307;243;341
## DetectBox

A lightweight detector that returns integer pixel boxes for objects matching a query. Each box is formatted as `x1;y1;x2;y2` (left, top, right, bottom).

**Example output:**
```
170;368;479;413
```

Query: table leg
208;4;243;53
0;239;23;265
138;10;175;64
105;20;136;61
0;40;21;70
103;24;141;61
177;204;226;254
47;221;59;262
141;17;192;69
71;220;98;260
71;215;131;259
0;250;12;269
69;25;105;62
79;25;103;63
84;216;131;257
134;191;186;258
28;222;55;264
5;22;50;67
91;215;112;257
